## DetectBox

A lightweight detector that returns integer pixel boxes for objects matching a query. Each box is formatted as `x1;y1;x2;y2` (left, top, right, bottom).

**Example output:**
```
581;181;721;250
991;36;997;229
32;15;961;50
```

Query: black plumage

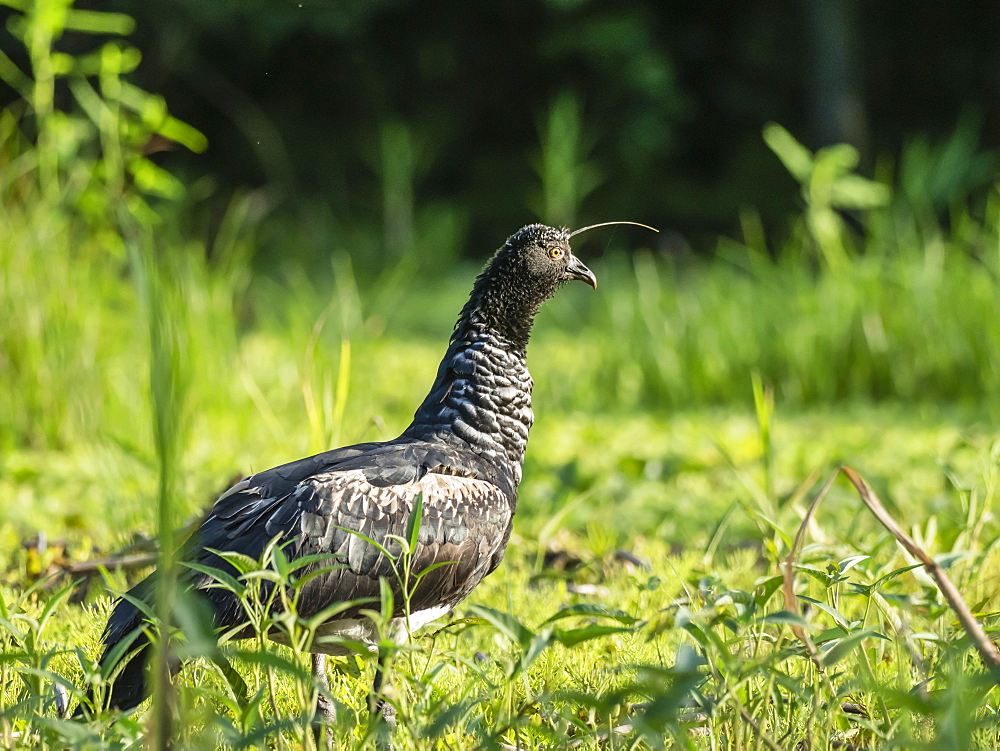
90;223;598;719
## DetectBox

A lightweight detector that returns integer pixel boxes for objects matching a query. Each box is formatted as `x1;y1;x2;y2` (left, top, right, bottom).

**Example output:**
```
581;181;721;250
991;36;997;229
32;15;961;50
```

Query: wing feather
184;441;514;631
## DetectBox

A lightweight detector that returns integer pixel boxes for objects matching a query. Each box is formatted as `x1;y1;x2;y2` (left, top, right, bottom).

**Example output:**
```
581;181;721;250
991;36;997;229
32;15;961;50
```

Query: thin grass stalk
841;466;1000;673
781;471;838;684
123;210;189;748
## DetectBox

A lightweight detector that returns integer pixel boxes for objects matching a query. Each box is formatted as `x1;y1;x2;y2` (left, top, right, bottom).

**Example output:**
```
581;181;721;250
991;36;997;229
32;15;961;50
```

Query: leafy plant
531;91;602;227
763;121;889;271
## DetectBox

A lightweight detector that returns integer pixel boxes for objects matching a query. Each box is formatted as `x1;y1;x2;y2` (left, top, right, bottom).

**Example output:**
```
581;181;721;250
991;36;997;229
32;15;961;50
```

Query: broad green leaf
518;628;555;675
797;595;851;629
305;598;378;631
406;492;424;554
763;122;813;182
829;175;891;209
466;604;534;649
182;562;244;596
820;628;889;667
873;563;924;588
754;575;785;606
761;610;814;630
205;548;258;576
838;555;870;574
240;570;285;584
379;576;394;619
284;552;343;574
815;142;860;173
554;624;632;647
335;527;395;559
269;542;291;582
794;564;837;587
542;603;638;626
207;653;249;708
813;626;849;644
414;560;457;582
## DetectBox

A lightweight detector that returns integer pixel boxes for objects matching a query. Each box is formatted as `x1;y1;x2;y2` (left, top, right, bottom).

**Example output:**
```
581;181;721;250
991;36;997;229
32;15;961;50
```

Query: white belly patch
269;604;453;655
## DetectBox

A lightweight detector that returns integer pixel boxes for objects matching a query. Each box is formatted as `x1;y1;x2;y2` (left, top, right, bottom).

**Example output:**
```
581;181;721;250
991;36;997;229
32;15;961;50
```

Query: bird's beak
565;254;598;289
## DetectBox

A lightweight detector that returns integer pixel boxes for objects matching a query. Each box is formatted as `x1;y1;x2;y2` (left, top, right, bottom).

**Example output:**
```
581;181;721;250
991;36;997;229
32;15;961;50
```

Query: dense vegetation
5;0;998;259
2;2;1000;749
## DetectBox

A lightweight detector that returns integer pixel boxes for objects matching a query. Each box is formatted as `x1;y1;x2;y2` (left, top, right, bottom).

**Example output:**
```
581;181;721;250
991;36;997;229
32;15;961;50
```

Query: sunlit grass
4;403;1000;747
4;190;1000;746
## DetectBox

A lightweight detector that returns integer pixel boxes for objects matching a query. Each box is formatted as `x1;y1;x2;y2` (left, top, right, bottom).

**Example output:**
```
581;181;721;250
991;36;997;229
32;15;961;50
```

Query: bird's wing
293;468;512;618
190;441;514;626
188;441;386;564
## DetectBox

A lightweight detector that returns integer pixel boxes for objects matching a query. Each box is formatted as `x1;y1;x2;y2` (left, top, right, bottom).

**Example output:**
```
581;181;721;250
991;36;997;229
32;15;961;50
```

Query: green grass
3;338;1000;750
4;171;1000;749
4;427;1000;749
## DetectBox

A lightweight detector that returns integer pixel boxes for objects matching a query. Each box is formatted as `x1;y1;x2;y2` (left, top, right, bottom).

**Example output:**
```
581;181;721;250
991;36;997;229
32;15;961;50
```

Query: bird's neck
403;313;535;486
457;278;547;348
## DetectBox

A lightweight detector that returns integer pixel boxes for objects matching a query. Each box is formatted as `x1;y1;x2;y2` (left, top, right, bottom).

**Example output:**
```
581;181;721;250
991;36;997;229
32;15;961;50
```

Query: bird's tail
81;577;156;714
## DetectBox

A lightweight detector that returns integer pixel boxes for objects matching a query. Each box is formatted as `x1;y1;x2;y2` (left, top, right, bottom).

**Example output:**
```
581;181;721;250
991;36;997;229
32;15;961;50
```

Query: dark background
5;0;999;257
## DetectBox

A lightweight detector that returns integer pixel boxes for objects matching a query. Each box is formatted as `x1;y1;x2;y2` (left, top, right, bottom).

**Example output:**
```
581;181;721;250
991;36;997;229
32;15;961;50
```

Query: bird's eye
548;247;564;259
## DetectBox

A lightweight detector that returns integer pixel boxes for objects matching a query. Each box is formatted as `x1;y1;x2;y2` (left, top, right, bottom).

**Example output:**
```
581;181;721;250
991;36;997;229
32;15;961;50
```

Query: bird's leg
312;653;336;750
368;647;397;745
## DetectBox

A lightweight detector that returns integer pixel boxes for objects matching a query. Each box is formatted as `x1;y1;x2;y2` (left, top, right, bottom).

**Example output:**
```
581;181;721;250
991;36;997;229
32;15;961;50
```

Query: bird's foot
312;691;337;750
311;653;337;750
376;696;397;729
369;696;397;751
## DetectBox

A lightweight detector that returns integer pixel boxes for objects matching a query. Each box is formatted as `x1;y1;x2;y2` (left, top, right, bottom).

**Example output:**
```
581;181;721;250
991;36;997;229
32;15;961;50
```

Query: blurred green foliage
763;122;889;270
30;0;988;265
4;0;999;269
0;0;205;225
0;0;209;454
0;0;999;451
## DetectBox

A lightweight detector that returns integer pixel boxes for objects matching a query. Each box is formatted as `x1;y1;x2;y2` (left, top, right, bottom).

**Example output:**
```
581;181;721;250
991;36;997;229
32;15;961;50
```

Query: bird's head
501;224;597;293
461;221;657;346
499;220;659;295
